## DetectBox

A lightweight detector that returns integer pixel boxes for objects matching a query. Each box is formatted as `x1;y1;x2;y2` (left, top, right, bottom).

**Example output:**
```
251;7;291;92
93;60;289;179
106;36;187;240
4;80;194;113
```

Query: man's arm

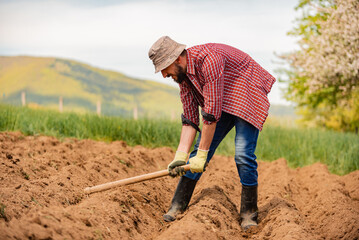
167;125;197;177
198;122;217;150
188;122;216;173
177;121;217;152
171;118;217;175
177;125;197;153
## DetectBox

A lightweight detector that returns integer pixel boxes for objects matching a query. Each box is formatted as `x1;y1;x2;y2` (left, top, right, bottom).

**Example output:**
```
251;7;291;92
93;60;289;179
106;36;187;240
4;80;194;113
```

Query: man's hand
168;151;188;177
189;149;209;173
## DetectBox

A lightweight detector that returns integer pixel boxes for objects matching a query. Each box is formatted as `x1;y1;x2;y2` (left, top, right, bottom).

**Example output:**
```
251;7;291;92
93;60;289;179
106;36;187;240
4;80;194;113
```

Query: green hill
0;56;182;118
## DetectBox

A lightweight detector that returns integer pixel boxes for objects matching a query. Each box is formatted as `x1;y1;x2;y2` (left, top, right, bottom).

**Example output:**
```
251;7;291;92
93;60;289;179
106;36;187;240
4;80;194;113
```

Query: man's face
161;62;187;84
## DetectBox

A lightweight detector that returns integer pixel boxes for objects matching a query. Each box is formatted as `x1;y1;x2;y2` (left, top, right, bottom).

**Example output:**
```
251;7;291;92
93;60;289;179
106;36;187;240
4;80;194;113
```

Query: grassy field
0;104;358;175
0;56;182;118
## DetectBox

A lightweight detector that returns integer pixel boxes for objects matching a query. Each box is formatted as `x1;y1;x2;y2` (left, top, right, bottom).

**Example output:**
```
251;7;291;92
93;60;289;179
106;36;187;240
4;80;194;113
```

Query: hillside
0;56;182;118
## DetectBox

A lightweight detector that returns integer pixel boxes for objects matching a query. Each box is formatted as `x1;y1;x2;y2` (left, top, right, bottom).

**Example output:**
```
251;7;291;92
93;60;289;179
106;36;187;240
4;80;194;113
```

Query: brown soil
0;131;358;240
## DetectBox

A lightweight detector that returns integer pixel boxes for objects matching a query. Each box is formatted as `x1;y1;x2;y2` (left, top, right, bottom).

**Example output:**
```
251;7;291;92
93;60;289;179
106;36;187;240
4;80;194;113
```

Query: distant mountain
0;56;182;118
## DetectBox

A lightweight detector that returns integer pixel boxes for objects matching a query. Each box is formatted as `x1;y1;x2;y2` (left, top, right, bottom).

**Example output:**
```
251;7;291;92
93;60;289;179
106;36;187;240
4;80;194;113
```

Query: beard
173;64;188;84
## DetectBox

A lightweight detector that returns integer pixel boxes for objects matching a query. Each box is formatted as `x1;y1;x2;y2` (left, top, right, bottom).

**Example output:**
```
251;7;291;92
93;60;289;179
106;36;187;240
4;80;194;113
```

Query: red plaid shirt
180;43;275;131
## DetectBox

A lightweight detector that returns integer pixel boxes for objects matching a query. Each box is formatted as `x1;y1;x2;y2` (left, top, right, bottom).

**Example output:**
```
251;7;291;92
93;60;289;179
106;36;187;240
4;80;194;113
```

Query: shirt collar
186;49;196;76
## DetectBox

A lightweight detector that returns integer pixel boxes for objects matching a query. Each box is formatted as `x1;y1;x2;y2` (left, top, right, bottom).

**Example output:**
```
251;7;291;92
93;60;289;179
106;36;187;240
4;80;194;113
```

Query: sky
0;0;300;105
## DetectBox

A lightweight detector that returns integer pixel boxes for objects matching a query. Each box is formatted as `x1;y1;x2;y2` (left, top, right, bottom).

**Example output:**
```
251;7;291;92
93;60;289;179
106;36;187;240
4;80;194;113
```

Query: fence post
21;91;26;106
97;101;101;116
133;105;138;120
59;96;63;112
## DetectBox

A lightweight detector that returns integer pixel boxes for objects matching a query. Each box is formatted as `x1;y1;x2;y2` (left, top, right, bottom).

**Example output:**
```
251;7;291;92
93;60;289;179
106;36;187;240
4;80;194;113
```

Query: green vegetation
0;202;7;221
0;104;181;147
0;56;182;118
1;104;358;175
215;123;358;175
278;0;359;132
20;169;30;180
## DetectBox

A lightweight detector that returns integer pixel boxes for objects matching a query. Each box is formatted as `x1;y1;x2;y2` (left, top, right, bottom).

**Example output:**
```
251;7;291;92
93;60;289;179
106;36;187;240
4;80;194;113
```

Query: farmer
148;36;275;230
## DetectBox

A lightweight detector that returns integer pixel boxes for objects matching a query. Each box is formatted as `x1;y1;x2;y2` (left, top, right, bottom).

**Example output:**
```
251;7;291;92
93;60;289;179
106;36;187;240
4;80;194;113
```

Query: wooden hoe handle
84;164;191;194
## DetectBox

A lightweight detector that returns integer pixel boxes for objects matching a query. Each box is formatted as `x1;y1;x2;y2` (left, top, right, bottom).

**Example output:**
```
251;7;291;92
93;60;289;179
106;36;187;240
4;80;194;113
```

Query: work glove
189;149;209;173
167;151;188;177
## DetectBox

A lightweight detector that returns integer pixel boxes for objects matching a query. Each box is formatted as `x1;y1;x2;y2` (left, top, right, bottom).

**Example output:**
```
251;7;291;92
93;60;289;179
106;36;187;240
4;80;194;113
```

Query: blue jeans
184;112;259;186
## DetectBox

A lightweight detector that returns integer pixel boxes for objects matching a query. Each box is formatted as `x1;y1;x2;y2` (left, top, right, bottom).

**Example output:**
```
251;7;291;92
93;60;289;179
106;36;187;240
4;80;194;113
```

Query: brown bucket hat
148;36;186;73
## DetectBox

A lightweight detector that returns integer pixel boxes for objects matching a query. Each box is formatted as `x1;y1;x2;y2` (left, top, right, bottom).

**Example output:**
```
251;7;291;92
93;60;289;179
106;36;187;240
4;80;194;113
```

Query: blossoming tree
280;0;359;132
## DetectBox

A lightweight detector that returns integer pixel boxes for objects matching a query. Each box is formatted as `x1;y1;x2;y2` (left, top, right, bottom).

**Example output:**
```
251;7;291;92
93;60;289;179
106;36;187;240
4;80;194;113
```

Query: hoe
84;164;190;194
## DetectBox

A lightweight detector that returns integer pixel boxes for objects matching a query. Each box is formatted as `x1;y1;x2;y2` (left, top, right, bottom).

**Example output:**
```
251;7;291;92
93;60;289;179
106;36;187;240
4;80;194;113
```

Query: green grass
0;202;7;221
0;56;182;119
217;125;359;175
0;104;358;175
0;104;181;147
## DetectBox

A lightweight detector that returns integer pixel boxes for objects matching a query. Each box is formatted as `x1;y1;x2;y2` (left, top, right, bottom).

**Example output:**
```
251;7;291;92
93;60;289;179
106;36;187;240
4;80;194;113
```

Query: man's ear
175;56;181;64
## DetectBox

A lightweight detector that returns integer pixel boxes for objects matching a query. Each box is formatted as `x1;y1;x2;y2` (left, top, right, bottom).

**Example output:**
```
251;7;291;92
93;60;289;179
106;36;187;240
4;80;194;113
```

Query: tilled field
0;131;358;239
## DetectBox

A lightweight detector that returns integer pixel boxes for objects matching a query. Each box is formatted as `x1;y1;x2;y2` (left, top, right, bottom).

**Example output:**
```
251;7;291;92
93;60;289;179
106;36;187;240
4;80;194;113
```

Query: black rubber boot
163;176;197;222
240;185;258;230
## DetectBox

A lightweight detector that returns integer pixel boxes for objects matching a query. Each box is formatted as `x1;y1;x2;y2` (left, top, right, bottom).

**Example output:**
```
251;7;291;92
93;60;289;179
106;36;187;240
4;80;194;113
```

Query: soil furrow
0;132;358;239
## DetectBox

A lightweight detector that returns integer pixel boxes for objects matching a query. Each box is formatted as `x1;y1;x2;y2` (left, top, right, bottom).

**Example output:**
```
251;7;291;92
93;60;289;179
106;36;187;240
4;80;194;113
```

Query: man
148;36;275;230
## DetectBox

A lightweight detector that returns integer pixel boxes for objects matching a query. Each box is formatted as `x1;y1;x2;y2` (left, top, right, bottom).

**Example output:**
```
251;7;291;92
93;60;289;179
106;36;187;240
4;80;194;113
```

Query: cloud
0;0;297;49
0;0;299;104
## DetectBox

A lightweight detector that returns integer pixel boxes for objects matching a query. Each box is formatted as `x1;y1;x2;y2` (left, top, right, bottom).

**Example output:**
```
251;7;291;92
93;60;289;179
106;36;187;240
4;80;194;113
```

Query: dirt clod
0;131;358;239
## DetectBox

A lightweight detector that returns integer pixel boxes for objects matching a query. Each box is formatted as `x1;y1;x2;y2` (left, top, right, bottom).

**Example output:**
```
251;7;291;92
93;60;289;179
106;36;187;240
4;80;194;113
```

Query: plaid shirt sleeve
180;80;200;127
184;43;275;131
201;52;225;125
